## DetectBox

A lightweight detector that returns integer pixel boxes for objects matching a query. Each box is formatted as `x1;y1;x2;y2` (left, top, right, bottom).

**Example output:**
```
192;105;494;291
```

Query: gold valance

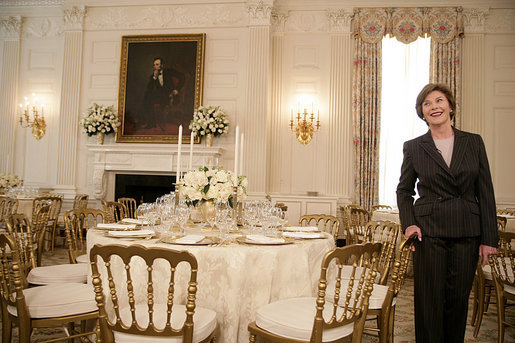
353;7;464;44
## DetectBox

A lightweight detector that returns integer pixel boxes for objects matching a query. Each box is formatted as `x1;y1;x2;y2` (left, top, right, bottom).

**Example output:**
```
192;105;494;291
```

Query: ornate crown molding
63;5;85;31
246;0;273;26
327;9;353;33
485;9;515;34
463;7;489;34
23;17;62;38
0;16;22;40
0;0;62;6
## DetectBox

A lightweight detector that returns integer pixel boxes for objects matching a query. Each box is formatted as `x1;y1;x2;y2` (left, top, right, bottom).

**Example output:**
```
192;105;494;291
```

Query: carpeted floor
2;247;513;342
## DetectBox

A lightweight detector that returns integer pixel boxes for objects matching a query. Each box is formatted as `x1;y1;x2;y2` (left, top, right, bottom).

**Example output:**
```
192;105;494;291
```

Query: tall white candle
188;131;195;171
234;125;239;178
177;125;183;180
239;133;244;175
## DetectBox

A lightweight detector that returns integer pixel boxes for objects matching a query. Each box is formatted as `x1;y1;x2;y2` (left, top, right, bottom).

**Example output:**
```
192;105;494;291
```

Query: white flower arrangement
0;173;22;190
178;166;248;207
79;103;120;137
189;105;229;138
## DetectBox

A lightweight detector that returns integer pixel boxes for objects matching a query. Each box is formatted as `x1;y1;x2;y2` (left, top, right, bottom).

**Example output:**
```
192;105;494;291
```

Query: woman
396;83;498;343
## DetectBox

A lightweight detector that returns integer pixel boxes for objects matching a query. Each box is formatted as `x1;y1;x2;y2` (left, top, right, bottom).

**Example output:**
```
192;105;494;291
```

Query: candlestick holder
232;186;239;230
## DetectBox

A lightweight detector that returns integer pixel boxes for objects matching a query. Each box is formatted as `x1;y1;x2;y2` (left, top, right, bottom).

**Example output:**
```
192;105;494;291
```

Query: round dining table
86;224;334;342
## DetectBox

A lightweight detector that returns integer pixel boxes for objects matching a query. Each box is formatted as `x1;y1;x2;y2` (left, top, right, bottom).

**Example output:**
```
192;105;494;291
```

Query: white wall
1;0;515;218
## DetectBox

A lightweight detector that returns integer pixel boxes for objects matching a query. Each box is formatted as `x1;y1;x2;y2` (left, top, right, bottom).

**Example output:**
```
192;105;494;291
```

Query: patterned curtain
352;7;463;210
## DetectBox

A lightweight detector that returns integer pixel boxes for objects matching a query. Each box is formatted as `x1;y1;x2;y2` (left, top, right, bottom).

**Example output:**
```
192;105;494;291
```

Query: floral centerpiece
79;103;120;144
189;106;229;146
178;166;247;208
0;173;22;193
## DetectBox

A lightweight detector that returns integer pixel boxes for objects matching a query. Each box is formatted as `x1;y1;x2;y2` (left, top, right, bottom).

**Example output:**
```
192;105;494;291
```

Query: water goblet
176;205;191;234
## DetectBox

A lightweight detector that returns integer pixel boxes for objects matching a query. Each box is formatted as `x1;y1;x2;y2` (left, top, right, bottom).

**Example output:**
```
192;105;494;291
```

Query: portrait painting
116;34;205;143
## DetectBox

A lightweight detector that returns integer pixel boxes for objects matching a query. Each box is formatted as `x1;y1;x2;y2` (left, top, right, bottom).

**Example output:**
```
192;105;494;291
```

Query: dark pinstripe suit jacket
397;128;498;247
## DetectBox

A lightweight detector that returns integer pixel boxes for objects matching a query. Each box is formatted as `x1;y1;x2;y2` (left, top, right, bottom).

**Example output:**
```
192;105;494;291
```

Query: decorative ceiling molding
0;0;62;6
22;16;62;38
485;8;515;34
271;10;288;32
462;7;489;34
85;4;244;30
286;11;327;32
0;16;22;39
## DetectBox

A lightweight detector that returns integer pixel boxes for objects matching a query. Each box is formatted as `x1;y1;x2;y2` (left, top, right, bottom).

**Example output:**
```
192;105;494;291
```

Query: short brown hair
415;83;456;121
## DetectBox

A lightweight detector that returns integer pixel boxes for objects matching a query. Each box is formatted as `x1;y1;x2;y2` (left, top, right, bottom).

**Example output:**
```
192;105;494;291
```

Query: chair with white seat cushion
248;242;382;343
64;208;106;264
5;214;88;285
299;214;340;243
90;243;218;343
0;233;98;343
488;231;515;343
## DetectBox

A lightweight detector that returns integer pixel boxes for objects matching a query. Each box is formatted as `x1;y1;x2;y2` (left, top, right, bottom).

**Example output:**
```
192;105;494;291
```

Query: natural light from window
378;36;431;208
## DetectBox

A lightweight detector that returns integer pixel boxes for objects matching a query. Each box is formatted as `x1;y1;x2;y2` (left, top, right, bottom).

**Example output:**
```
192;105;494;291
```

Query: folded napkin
282;232;323;239
108;229;154;237
97;223;137;230
282;226;319;232
175;235;205;244
246;234;285;244
121;218;150;225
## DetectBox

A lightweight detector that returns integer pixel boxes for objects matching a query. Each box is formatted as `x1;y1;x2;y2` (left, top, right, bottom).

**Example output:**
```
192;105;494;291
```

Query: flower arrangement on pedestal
79;103;121;144
178;166;247;208
189;106;229;146
0;173;22;192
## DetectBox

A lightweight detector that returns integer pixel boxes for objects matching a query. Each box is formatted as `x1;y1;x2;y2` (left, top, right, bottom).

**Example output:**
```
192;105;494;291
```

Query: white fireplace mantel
86;143;224;200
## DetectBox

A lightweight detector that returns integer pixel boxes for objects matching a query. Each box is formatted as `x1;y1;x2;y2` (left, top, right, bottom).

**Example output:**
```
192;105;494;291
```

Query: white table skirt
87;227;334;342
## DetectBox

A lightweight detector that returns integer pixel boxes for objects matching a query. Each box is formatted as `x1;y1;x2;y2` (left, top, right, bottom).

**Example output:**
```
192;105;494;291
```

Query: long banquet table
87;225;334;342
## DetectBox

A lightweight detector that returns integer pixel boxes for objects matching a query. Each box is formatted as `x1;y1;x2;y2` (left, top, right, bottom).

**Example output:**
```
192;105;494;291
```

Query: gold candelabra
19;94;46;140
289;106;320;145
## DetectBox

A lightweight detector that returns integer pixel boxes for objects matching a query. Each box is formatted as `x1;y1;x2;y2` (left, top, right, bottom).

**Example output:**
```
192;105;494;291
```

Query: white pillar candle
239;133;244;176
234;125;239;179
188;131;195;171
177;125;183;180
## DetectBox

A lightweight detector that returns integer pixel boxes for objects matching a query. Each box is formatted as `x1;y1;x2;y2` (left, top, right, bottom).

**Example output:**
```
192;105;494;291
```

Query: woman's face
422;90;452;128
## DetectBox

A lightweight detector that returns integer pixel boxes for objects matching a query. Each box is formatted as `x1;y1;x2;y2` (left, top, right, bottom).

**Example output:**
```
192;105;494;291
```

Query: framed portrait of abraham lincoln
116;33;205;143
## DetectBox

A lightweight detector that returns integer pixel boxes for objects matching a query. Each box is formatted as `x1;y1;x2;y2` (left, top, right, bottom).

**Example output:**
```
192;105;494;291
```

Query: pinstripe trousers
413;236;480;343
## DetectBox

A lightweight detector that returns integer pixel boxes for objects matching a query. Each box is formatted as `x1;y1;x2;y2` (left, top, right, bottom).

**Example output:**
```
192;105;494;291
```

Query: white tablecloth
87;227;334;342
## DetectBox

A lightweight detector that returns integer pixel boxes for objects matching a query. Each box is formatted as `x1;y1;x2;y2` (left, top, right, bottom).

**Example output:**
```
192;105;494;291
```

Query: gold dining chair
0;196;18;228
64;208;106;264
0;233;99;343
118;197;138;219
248;242;382;343
102;200;128;223
371;205;393;211
5;214;88;285
90;243;218;343
471;215;507;336
487;231;515;343
32;196;63;253
299;214;340;242
363;234;417;343
30;200;53;266
364;220;400;285
348;207;371;244
73;193;89;210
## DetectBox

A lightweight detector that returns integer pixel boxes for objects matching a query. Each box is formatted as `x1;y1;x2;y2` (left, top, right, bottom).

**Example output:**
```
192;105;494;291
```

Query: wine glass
201;202;217;232
176;204;191;234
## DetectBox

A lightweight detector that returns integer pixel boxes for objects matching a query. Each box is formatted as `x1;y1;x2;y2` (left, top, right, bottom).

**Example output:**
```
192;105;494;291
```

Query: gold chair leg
471;276;478;325
249;333;256;343
473;279;486;337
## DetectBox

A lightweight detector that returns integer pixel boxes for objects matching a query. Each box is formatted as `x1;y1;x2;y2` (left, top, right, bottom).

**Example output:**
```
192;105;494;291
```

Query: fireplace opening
115;174;176;205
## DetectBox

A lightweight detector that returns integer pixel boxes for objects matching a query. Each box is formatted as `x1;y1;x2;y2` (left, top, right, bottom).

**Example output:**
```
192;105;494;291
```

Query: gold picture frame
116;34;205;143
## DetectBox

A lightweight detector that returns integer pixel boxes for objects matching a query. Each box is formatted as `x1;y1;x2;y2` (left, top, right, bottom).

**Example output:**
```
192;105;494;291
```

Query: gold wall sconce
19;94;46;140
289;104;320;145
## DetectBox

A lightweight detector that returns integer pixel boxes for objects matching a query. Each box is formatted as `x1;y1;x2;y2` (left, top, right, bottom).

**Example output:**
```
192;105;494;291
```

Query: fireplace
115;174;175;205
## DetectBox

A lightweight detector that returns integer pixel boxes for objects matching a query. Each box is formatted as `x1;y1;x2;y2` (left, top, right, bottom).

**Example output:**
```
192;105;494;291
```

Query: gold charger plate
236;236;294;246
159;235;221;246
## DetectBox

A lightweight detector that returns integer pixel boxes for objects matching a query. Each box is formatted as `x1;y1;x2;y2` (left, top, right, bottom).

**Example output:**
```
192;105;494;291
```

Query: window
378;36;431;207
